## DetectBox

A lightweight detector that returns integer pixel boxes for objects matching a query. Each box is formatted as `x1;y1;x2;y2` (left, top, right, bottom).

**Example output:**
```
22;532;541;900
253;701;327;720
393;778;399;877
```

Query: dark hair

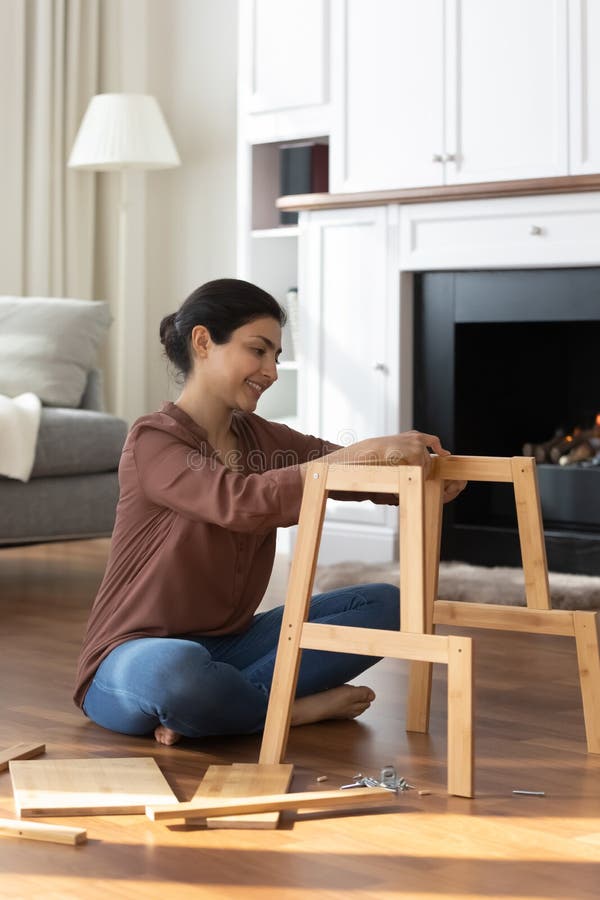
159;278;286;379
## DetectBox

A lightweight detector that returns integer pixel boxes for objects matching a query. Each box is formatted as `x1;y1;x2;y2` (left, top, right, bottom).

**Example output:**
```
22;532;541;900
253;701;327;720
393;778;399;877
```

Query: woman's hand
378;434;468;501
323;430;450;478
304;432;468;503
341;431;468;502
442;479;468;504
367;430;450;478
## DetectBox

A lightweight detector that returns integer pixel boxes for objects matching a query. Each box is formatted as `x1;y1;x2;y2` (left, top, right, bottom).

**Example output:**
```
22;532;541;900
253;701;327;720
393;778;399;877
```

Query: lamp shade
68;93;180;171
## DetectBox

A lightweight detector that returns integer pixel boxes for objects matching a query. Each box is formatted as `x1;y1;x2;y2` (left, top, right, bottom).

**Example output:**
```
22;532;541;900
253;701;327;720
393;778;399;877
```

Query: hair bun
159;312;177;346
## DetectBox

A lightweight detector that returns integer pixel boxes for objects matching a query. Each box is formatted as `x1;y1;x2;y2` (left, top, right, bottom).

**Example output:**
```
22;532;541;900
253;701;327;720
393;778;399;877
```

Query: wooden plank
434;456;514;482
300;623;450;664
398;467;426;634
147;786;395;823
434;600;574;636
325;464;405;493
406;478;444;733
0;743;45;772
259;461;328;764
447;637;474;798
192;764;294;830
0;817;87;846
573;612;600;754
511;457;552;610
9;757;178;817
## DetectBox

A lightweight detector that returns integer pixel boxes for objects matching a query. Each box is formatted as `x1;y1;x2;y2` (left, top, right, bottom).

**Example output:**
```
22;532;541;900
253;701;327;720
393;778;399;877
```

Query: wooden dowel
147;787;395;822
0;817;87;846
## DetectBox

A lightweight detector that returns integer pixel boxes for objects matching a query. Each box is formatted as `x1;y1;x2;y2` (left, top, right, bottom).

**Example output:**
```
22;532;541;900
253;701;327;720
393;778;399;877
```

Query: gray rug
314;560;600;611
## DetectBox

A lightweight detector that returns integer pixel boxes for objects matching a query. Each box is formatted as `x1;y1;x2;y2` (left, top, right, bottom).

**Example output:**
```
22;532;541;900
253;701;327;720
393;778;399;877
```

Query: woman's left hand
442;479;467;504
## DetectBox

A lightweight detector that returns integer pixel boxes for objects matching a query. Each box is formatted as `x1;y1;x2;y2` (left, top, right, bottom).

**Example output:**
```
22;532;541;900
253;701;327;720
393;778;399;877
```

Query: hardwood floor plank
0;540;599;898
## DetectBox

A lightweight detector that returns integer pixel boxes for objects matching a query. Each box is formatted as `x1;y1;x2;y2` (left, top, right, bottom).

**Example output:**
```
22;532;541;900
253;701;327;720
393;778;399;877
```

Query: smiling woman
73;278;464;748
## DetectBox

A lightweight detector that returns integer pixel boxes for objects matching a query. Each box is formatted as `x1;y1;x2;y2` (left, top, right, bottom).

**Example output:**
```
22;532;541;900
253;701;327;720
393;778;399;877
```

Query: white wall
145;0;238;411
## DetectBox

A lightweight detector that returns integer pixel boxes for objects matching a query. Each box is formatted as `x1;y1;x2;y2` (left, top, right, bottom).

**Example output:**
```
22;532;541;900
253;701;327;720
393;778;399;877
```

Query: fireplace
413;267;600;575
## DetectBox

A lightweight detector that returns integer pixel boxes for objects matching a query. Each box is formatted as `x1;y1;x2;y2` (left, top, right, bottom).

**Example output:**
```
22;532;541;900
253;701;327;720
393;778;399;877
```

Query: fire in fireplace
413;267;600;575
524;415;600;467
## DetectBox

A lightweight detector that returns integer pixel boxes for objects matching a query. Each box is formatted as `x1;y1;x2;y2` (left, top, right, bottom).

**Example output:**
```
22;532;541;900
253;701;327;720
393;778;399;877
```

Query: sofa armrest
79;369;105;412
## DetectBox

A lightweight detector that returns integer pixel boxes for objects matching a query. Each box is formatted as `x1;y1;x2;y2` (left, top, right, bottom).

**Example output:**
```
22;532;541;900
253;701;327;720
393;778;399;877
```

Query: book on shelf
279;142;328;225
285;287;299;359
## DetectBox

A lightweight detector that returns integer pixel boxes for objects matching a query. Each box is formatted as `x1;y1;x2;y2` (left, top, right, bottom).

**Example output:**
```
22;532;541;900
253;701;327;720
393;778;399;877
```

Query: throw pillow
0;297;111;408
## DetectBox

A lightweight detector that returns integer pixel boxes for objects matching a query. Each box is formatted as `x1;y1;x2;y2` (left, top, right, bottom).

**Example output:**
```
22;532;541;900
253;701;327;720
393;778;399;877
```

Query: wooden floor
0;540;599;899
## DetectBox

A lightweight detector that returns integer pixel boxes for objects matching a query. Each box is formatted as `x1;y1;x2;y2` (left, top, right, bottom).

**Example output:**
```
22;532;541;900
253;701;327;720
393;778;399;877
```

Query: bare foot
154;724;182;745
290;684;376;727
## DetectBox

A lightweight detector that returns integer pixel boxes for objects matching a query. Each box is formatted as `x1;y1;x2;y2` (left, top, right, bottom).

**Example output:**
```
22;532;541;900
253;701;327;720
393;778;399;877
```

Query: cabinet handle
529;225;543;236
443;153;456;163
373;362;388;374
432;153;443;163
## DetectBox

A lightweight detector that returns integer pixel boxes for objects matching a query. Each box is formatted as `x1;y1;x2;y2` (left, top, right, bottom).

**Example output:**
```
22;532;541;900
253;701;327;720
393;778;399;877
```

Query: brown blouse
74;402;342;707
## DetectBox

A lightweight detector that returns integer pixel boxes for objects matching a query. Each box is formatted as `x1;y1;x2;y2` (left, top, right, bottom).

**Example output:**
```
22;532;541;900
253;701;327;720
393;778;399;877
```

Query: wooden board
191;763;294;829
0;817;87;846
0;743;45;772
9;757;178;817
147;786;395;823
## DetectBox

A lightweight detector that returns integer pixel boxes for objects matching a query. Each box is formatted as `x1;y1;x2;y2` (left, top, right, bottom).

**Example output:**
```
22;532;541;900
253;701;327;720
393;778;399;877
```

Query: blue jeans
83;583;399;738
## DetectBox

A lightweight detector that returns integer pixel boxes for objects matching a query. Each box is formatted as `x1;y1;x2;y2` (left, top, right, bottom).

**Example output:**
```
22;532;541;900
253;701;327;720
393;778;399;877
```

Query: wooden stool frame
259;460;474;798
259;454;600;801
407;456;600;755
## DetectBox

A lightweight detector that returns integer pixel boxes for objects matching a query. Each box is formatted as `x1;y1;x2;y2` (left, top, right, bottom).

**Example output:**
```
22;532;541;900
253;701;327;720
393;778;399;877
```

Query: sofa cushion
28;408;128;478
0;472;120;544
0;297;111;408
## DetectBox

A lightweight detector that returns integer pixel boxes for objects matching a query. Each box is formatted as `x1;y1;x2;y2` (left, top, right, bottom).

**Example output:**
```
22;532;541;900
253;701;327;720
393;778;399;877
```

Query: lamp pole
116;170;130;420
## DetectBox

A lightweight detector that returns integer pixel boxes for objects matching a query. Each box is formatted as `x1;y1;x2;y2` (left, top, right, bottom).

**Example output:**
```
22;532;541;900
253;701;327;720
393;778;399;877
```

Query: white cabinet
239;0;331;143
299;205;401;561
569;0;600;174
399;191;600;270
330;0;445;192
331;0;570;192
446;0;568;183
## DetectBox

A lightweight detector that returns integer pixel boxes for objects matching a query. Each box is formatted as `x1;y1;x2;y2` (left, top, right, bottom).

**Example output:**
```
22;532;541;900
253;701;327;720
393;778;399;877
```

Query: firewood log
549;429;585;463
559;440;596;466
522;429;565;462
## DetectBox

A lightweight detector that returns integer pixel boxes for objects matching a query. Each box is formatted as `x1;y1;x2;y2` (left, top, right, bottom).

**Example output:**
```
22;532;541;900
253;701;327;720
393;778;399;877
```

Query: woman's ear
190;325;211;359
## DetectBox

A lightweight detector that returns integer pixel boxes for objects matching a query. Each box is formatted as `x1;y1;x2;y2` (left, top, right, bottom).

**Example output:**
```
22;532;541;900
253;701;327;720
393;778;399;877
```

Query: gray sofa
0;370;127;545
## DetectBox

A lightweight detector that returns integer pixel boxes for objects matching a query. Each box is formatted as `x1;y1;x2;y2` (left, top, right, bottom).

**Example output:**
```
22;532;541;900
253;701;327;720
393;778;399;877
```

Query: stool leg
259;465;328;765
447;636;474;798
573;611;600;754
511;457;551;610
406;478;444;732
398;467;426;633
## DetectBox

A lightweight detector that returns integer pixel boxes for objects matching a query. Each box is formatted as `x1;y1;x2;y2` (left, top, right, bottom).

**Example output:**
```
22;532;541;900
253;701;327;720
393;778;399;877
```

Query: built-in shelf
276;173;600;212
251;226;300;239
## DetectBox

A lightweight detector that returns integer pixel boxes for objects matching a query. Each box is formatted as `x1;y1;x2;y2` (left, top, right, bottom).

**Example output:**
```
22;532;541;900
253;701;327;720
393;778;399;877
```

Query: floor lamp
68;93;180;421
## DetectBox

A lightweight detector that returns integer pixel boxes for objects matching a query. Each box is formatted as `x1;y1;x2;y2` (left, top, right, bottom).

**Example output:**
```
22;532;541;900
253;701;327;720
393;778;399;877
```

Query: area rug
314;560;600;611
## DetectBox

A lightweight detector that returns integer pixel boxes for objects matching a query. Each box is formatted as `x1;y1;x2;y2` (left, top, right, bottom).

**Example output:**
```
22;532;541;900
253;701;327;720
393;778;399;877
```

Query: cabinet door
301;207;395;527
330;0;445;192
245;0;328;114
569;0;600;174
445;0;568;184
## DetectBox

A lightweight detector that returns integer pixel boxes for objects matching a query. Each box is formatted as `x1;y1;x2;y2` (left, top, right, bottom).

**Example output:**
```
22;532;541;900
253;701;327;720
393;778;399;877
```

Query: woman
74;278;465;745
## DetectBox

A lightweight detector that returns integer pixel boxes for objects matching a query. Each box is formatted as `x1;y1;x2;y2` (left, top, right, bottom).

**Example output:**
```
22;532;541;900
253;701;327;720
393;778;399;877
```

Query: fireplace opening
413;267;600;575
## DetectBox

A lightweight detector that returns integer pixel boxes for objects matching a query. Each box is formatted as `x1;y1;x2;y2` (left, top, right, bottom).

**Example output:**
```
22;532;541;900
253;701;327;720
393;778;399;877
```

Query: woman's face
201;316;282;413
